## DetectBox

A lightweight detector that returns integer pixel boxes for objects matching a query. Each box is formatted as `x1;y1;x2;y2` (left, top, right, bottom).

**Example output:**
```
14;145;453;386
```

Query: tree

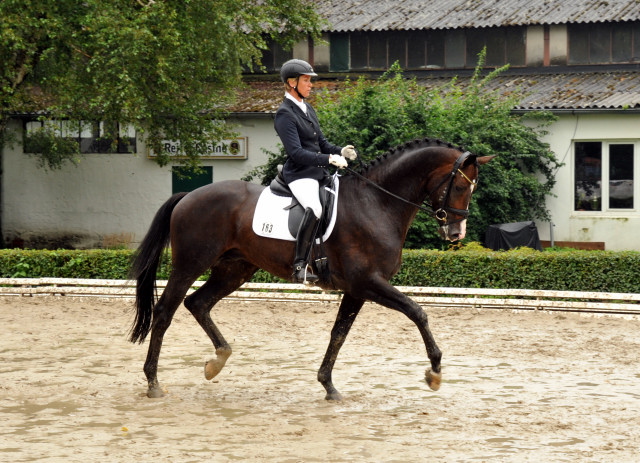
0;0;323;170
245;57;562;249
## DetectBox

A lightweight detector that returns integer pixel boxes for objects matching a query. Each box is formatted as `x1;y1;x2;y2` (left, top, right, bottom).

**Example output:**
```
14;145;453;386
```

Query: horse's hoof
426;369;442;391
323;385;343;401
204;360;220;380
147;386;165;398
325;391;343;401
205;347;231;380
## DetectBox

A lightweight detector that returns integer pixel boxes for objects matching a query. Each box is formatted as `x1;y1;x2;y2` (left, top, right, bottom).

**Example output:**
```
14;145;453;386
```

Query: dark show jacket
274;98;343;183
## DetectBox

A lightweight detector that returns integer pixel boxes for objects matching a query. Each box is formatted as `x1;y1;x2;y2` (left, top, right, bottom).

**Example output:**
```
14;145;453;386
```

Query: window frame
568;21;640;65
344;27;526;71
23;119;136;154
573;140;639;214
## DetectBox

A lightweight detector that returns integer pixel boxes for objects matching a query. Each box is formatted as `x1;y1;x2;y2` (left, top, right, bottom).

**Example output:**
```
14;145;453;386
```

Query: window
466;27;525;67
426;31;445;68
569;25;589;64
445;30;465;68
574;141;636;212
369;34;387;68
505;27;526;66
575;142;603;211
258;39;292;72
342;27;525;71
609;144;634;209
569;21;640;64
24;120;136;154
349;32;368;70
407;31;426;68
388;31;407;67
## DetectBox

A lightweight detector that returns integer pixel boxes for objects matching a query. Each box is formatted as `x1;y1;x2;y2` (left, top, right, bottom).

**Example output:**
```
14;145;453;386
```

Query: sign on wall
148;137;248;160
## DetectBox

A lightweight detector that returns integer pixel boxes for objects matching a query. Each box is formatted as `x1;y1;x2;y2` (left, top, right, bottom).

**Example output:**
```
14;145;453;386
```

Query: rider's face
289;74;313;100
297;75;313;98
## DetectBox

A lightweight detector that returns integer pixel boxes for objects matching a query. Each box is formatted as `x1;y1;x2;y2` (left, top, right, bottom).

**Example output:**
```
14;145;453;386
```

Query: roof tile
231;71;640;113
315;0;640;31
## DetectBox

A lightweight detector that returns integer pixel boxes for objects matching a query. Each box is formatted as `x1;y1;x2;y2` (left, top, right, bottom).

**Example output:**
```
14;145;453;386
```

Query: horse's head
428;151;494;242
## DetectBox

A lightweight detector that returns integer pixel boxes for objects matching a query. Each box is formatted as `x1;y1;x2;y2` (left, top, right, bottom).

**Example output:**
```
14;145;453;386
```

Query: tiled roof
315;0;640;31
230;71;640;114
486;71;640;110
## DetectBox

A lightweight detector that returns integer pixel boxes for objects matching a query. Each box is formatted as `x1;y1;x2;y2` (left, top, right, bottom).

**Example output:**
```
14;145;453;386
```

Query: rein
344;166;437;216
344;150;476;225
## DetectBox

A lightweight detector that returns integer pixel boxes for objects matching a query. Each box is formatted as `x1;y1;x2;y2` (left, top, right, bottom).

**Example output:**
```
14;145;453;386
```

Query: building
2;0;640;249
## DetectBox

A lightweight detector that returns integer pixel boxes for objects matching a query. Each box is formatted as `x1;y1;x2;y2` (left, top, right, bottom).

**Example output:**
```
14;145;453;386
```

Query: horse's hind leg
144;276;195;398
183;258;258;382
318;293;365;401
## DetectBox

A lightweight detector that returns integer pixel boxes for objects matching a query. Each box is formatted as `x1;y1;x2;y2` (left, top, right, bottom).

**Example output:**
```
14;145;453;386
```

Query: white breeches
288;178;322;218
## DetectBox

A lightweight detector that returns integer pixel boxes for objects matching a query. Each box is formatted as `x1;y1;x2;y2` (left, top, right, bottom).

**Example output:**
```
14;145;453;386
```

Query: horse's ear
476;155;496;166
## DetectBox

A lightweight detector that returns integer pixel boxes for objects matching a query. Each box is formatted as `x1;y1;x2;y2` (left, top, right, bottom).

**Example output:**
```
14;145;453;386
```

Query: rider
274;58;358;283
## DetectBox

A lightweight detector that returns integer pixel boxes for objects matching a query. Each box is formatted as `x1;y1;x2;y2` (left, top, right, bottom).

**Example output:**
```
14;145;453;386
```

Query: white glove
341;145;358;160
329;154;348;169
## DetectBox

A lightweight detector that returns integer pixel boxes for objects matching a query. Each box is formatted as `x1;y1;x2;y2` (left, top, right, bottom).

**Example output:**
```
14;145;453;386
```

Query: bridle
344;150;478;226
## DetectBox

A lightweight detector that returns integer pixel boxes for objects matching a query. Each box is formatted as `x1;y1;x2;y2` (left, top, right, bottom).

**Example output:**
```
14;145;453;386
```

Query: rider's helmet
280;59;318;83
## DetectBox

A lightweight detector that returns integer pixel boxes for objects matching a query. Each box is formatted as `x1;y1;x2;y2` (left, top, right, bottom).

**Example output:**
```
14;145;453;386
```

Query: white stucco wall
534;112;640;250
548;25;567;65
1;115;279;248
4;111;640;250
525;26;544;67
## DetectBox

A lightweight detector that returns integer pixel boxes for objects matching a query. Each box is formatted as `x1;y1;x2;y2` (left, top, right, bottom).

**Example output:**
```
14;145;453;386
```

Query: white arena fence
1;278;640;316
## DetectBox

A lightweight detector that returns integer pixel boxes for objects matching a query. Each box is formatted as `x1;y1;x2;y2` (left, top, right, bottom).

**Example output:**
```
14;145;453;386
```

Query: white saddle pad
252;177;340;242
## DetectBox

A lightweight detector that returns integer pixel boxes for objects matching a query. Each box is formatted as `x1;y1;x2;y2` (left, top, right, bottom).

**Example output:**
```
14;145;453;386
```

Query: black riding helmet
280;59;317;99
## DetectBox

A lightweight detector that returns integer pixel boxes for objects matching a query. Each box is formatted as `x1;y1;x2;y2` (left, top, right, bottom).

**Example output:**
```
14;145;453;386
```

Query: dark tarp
484;221;542;251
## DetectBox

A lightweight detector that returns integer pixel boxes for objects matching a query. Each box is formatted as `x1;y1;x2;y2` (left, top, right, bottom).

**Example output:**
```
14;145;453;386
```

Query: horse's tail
128;192;188;344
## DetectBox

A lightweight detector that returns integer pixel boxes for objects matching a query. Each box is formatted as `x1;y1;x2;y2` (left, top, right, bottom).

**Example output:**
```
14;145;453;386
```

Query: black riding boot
293;208;320;283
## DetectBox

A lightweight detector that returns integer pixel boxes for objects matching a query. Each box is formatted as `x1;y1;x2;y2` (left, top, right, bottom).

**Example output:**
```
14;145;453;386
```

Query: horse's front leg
318;293;365;401
357;276;442;391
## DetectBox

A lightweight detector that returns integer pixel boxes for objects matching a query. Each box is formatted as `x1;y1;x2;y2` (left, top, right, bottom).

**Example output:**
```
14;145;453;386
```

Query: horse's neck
370;147;448;205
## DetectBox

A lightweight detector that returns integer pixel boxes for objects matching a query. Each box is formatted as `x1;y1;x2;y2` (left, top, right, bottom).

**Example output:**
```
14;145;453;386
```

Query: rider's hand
341;145;357;160
329;154;348;169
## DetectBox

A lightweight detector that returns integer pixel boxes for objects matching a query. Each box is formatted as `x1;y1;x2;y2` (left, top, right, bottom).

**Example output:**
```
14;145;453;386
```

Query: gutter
228;112;276;119
513;108;640;115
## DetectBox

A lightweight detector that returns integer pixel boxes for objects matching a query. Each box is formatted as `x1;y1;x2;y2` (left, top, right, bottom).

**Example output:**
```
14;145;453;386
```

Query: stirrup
293;263;318;284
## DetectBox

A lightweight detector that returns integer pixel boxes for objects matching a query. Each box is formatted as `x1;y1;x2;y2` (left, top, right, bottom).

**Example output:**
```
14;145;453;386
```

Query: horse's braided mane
353;137;466;175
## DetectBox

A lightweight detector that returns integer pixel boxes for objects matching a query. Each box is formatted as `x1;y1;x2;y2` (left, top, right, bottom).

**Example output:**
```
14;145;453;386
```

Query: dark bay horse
130;138;493;400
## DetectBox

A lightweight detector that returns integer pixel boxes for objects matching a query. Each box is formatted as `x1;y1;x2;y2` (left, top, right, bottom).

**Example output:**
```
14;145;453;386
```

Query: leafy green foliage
392;245;640;293
314;57;561;248
22;126;81;169
242;147;287;185
0;0;323;170
2;246;639;293
0;249;133;279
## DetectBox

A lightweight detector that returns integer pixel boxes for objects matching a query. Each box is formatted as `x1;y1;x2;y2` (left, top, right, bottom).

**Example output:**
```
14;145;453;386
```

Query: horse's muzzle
438;219;467;241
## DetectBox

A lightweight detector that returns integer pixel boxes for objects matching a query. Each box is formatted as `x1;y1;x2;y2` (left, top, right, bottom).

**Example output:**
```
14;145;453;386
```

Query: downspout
0;147;4;249
0;120;5;249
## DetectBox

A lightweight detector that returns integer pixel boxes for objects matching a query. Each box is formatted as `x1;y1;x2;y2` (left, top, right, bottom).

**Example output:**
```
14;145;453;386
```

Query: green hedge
1;245;639;293
0;249;281;282
0;249;139;279
392;246;640;293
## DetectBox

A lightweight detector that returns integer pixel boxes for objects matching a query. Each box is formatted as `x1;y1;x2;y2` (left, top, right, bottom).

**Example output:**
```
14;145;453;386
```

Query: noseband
345;151;478;226
429;151;478;225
